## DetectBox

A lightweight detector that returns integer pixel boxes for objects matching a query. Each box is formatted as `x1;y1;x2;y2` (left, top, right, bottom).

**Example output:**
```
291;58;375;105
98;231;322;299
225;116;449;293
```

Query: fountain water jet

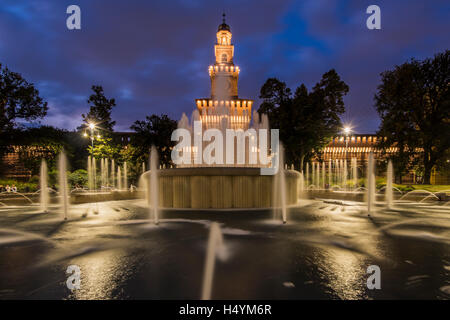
351;158;358;189
58;151;69;220
111;159;115;189
343;160;348;190
117;166;122;190
386;160;394;208
272;144;287;224
124;161;128;190
367;152;376;216
201;222;224;300
149;146;159;225
39;159;49;213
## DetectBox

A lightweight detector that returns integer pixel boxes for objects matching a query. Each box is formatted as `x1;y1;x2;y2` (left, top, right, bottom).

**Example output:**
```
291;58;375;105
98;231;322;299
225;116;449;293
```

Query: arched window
221;53;227;63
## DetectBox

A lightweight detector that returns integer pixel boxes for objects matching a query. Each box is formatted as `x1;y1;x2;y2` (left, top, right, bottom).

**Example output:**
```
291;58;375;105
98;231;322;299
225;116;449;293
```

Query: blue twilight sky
0;0;449;133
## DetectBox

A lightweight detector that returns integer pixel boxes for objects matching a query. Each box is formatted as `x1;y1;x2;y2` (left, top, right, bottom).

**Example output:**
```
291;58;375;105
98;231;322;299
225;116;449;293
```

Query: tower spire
222;12;226;24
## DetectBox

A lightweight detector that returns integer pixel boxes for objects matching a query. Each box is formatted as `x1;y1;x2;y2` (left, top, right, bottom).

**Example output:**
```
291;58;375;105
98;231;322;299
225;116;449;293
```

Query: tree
80;85;116;133
130;114;177;166
0;63;48;132
11;126;72;175
375;50;450;184
257;70;349;169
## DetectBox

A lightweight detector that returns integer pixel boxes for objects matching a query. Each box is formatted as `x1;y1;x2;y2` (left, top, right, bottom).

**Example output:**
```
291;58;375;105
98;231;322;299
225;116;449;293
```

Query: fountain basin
144;167;299;209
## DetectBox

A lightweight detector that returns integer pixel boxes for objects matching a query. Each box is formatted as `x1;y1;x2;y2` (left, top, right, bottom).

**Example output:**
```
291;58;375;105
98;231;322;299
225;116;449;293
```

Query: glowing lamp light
88;123;95;130
343;126;352;135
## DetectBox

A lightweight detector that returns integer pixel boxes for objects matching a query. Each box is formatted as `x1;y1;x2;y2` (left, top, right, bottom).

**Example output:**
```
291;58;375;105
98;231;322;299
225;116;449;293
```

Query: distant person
5;185;11;192
0;185;4;192
11;184;17;192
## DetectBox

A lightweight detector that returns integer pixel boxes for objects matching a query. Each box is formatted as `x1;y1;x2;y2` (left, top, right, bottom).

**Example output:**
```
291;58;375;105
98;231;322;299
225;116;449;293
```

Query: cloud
0;0;448;133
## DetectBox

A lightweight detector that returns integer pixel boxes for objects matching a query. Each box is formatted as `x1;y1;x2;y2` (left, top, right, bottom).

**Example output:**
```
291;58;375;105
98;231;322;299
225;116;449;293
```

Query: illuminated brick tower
196;14;253;130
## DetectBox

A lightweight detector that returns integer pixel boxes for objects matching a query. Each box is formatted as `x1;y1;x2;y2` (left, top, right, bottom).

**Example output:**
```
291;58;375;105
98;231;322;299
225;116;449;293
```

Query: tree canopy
258;69;349;169
80;85;116;133
375;50;450;184
129;114;177;166
0;63;48;133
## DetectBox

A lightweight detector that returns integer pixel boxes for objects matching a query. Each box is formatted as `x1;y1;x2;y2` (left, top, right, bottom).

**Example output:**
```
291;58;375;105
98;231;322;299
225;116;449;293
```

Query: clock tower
196;14;253;130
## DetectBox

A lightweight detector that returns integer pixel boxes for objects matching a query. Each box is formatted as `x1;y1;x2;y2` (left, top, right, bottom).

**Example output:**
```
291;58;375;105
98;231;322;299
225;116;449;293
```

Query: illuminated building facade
195;14;253;131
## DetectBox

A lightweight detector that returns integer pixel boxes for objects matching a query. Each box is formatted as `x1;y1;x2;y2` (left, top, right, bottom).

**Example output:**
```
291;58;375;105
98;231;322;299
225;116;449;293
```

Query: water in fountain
201;222;224;300
142;162;145;174
306;162;309;188
272;144;287;223
328;159;332;188
316;162;320;190
116;166;121;190
87;156;93;190
386;160;393;208
92;157;97;191
149;146;159;225
367;152;376;215
322;162;325;189
298;172;304;198
343;160;348;190
105;158;109;188
39;159;49;213
100;158;104;188
58;151;69;220
351;158;358;189
124;162;128;190
111;159;115;189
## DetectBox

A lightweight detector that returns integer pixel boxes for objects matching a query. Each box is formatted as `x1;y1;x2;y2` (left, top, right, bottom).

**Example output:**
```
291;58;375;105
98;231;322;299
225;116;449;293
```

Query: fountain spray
201;222;224;300
386;160;394;208
367;152;376;216
58;151;69;220
40;159;49;213
149;146;159;225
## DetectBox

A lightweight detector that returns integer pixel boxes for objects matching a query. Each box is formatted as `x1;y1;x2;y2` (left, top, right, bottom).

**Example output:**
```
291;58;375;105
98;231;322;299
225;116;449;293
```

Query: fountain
343;160;348;190
273;145;287;223
111;159;115;189
92;157;97;190
367;152;376;216
58;151;69;220
39;159;49;213
328;159;332;188
124;161;128;190
201;222;224;300
351;158;358;189
306;162;309;189
117;166;122;190
322;162;325;189
149;146;159;225
386;160;393;208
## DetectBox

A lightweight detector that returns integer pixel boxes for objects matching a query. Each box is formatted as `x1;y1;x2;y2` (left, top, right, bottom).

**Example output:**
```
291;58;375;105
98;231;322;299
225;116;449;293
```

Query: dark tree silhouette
130;114;177;166
375;50;450;184
0;63;48;132
81;85;116;133
258;69;348;169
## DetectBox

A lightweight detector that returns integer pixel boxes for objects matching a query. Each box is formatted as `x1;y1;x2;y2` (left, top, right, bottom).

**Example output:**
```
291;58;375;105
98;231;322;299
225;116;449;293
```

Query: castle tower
196;14;253;130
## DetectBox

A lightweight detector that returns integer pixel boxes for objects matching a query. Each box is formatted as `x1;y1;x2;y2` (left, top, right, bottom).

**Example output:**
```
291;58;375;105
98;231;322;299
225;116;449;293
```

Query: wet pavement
0;199;449;299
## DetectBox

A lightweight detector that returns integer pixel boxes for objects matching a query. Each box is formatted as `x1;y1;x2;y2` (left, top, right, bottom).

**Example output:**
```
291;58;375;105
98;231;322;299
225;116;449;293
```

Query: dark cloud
0;0;448;132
